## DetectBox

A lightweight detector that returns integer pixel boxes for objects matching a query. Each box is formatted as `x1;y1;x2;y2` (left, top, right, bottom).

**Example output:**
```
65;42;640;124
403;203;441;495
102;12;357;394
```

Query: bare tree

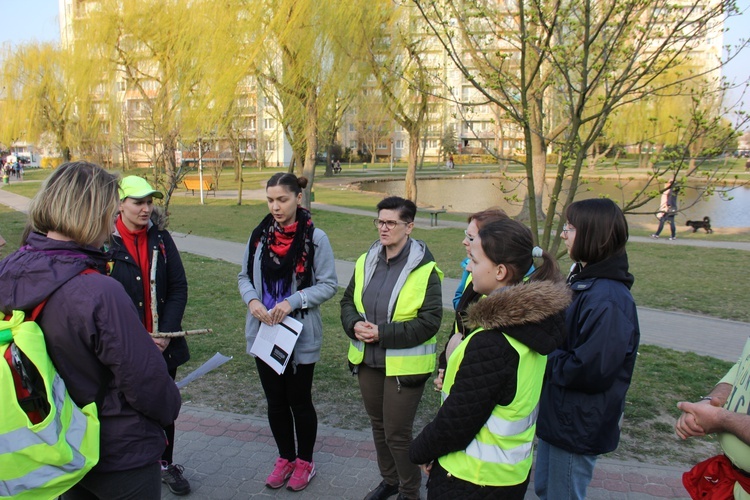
412;0;745;250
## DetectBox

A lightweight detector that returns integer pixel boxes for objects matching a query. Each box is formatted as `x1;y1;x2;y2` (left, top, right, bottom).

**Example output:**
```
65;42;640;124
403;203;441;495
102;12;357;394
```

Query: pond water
359;177;750;228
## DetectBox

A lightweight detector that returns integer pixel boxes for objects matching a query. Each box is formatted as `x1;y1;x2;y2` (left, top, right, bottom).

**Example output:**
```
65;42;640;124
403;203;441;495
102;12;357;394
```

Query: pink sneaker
286;458;316;491
265;457;295;489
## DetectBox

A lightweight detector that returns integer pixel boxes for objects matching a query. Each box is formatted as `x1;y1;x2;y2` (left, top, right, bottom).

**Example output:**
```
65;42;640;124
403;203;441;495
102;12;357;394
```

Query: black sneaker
162;462;191;496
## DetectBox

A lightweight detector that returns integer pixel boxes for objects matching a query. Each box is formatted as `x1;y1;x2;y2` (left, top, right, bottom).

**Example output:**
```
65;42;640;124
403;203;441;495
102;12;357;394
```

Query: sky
1;0;749;114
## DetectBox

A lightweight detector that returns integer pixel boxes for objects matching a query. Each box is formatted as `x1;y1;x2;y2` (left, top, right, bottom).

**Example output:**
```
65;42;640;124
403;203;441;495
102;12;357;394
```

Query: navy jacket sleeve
547;295;637;393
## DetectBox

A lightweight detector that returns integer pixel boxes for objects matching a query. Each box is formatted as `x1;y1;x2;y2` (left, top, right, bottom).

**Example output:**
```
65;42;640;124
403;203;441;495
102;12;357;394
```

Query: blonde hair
28;162;120;247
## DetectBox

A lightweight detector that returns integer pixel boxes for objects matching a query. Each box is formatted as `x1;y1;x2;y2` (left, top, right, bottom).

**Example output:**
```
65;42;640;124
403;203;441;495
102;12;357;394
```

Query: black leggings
255;358;317;462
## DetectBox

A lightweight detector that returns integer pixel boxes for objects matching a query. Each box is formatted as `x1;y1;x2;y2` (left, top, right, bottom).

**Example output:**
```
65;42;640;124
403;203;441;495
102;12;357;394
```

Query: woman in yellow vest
341;196;443;500
410;219;570;498
435;208;508;393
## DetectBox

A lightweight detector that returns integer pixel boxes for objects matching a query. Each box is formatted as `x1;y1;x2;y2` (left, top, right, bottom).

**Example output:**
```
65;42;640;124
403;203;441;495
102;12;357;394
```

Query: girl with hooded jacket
0;162;180;500
535;198;640;499
410;219;570;499
107;175;191;496
238;173;337;492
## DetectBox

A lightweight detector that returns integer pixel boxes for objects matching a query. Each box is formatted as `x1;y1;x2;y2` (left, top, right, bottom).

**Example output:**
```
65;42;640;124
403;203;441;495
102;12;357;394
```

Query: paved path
2;185;749;498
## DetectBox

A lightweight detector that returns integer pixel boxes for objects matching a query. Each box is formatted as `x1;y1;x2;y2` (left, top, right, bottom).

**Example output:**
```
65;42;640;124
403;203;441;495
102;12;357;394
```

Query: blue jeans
534;438;597;500
654;214;676;238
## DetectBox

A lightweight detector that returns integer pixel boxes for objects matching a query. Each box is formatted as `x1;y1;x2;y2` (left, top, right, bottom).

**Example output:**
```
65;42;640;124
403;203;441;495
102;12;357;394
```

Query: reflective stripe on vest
348;252;440;376
439;329;546;487
1;310;100;499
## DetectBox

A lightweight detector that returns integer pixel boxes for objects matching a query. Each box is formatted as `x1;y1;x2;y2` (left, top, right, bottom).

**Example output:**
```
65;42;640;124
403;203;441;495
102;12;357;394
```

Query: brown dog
686;216;712;233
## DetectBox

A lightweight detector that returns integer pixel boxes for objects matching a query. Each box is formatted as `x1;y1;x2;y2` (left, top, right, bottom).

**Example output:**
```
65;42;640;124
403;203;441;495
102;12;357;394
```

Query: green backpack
1;290;101;499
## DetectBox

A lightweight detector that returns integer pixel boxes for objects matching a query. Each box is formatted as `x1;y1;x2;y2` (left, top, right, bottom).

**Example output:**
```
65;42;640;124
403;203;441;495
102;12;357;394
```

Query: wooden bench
419;208;447;227
183;175;215;196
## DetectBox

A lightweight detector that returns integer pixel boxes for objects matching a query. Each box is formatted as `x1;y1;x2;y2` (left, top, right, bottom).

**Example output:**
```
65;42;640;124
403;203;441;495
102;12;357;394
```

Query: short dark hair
478;219;561;284
377;196;416;222
266;173;308;195
565;198;628;264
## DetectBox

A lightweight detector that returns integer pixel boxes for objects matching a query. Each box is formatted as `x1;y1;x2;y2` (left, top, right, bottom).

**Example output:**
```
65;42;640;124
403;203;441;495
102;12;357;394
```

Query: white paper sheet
176;352;233;389
249;316;303;375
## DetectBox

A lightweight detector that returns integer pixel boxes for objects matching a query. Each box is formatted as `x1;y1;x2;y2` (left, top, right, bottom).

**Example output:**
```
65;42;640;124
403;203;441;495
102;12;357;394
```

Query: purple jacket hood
0;231;105;313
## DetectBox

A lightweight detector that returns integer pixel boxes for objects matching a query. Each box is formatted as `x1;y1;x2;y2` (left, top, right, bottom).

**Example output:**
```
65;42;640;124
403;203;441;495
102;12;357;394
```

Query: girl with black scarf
238;173;337;492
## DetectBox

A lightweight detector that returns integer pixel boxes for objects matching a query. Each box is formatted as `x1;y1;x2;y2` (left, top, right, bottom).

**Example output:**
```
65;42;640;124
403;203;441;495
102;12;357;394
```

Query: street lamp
390;138;394;172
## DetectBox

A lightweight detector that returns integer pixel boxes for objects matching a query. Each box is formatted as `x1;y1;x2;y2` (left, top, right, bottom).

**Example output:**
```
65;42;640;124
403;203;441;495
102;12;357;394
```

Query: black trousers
162;367;178;464
255;358;317;462
61;462;161;500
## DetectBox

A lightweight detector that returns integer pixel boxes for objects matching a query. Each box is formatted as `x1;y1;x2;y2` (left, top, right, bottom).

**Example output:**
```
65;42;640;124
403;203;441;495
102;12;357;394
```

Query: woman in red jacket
108;175;191;496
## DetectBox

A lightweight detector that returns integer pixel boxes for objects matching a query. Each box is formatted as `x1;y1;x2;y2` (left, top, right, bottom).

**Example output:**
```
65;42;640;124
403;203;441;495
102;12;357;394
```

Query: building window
264;118;275;130
395;140;404;149
377;142;388;149
349;123;356;132
349;140;357;149
265;140;276;151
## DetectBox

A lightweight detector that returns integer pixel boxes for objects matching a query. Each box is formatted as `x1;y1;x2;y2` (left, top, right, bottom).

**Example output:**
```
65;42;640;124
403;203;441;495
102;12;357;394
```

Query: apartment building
59;0;723;168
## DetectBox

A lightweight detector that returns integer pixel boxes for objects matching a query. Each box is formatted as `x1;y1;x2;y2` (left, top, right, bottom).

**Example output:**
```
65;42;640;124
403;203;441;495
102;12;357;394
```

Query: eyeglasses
373;218;410;230
464;230;475;242
562;223;576;234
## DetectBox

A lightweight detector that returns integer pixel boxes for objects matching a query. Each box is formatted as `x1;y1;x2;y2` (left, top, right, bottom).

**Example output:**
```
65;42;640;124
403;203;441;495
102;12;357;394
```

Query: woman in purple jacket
0;162;181;500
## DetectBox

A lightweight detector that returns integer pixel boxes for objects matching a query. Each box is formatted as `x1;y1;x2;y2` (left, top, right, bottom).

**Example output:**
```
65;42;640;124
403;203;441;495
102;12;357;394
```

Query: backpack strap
4;267;105;423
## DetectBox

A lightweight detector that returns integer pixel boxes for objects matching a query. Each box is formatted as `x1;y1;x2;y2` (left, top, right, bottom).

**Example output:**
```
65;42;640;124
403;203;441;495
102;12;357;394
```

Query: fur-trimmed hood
467;280;572;355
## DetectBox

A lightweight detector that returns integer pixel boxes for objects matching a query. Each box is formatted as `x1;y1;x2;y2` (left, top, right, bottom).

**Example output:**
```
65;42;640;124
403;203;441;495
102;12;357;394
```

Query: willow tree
245;0;366;208
349;1;437;202
0;42;103;162
413;0;740;250
78;0;219;191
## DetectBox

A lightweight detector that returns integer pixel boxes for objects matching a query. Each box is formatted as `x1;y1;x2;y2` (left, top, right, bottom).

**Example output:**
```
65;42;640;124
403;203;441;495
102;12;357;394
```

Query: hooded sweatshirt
536;251;640;455
0;232;181;472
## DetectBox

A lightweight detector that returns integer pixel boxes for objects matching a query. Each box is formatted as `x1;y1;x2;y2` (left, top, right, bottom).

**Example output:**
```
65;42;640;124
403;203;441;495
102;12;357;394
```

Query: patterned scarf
247;207;315;308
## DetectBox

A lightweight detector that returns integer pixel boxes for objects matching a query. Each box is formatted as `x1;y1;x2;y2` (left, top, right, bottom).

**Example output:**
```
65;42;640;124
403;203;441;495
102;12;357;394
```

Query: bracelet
699;396;713;401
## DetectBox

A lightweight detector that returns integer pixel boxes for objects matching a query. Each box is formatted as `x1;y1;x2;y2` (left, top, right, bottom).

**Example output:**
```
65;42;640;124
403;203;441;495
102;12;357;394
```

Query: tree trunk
404;131;419;202
236;149;244;205
301;91;318;210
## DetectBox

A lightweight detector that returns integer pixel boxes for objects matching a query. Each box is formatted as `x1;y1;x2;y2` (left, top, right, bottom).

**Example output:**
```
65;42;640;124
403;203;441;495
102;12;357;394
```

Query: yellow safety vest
348;253;441;376
0;310;100;500
438;329;546;487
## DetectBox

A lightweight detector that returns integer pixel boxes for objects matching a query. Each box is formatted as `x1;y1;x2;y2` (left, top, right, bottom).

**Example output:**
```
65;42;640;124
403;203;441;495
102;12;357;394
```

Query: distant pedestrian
652;179;678;240
446;154;454;169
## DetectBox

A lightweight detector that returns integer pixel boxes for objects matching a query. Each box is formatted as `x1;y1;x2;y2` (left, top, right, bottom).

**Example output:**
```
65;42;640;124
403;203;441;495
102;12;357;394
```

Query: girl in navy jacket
535;198;640;500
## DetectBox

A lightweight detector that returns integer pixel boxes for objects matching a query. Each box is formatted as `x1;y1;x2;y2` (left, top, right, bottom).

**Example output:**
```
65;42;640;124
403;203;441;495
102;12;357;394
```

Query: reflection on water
359;177;750;228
